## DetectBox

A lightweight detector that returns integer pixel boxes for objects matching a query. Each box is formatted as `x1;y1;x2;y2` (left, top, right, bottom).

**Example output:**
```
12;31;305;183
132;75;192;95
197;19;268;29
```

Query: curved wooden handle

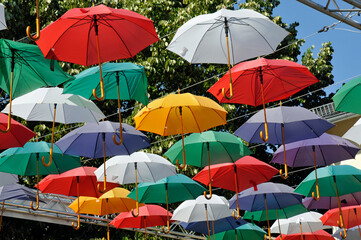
279;164;288;180
232;208;241;220
312;183;320;201
162;220;170;234
92;78;105;101
222;83;233;100
204;184;212;200
112;119;123;145
260;121;269;142
72;213;80;230
26;0;40;41
131;203;139;218
41;150;53;167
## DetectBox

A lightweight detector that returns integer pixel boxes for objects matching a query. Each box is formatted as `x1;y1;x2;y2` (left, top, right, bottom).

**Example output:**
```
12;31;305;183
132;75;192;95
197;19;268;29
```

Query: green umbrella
0;141;81;210
64;62;149;145
243;204;308;222
127;174;206;234
164;131;252;199
0;39;73;133
214;223;266;240
295;165;361;238
333;76;361;114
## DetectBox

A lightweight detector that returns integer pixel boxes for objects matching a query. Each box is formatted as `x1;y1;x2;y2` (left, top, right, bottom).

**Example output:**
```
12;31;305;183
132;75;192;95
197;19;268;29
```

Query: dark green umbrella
214;223;266;240
333;76;361;114
64;62;149;145
0;39;73;133
164;131;251;199
127;174;206;234
295;165;361;238
0;141;81;210
243;204;308;222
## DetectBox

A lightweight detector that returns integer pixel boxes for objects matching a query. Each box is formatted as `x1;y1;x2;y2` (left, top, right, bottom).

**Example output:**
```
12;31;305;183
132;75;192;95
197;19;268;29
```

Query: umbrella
208;58;318;144
231;182;304;240
134;92;227;169
127;174;206;233
180;216;247;235
343;118;361;145
272;133;360;199
0;113;36;150
64;62;149;144
2;87;105;168
56;121;150;192
275;230;334;240
68;188;139;240
234;106;334;179
36;4;158;101
303;191;361;210
0;3;6;31
271;212;331;235
0;39;72;133
295;165;361;238
243;204;308;222
214;223;266;240
193;156;278;219
110;204;172;240
333;225;361;240
171;194;233;239
321;205;361;238
164;131;252;199
0;141;81;211
167;8;288;99
94;152;176;217
37;166;119;230
333;76;361;115
0;173;18;187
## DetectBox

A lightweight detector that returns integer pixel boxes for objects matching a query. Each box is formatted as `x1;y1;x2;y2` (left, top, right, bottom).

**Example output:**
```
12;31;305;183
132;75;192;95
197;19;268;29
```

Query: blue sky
272;1;361;95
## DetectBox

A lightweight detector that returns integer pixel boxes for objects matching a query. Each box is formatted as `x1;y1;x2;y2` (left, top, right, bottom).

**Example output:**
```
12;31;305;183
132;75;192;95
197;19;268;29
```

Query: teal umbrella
0;141;81;210
127;174;206;234
0;39;73;133
164;131;251;199
333;76;361;114
214;223;266;240
64;62;149;145
243;204;308;222
295;165;361;238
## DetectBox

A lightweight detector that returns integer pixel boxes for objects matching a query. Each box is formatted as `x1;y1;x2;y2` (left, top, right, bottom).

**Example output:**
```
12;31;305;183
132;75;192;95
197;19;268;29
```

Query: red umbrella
275;230;334;240
208;58;318;142
37;166;119;230
0;113;35;149
110;204;173;240
321;205;361;238
192;156;278;219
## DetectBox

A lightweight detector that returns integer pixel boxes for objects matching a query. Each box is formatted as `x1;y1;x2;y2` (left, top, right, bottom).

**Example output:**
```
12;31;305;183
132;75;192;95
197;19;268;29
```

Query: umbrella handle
260;122;269;142
221;83;233;100
312;146;320;201
112;123;123;145
0;71;14;133
312;183;320;201
30;192;39;211
41;149;53;167
93;30;105;101
259;70;268;142
26;0;40;41
131;202;139;217
232;208;241;220
279;165;288;180
72;213;80;230
204;143;212;200
97;183;107;193
162;220;170;234
264;228;272;240
93;78;105;101
339;216;347;239
279;123;288;180
204;184;212;200
221;23;233;100
42;104;56;167
31;158;40;211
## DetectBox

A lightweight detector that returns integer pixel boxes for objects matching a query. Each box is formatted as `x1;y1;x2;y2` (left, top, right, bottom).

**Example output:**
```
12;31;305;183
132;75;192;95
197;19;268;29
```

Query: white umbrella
172;194;232;238
270;212;331;235
2;87;105;167
94;152;177;217
343;119;361;145
0;4;7;31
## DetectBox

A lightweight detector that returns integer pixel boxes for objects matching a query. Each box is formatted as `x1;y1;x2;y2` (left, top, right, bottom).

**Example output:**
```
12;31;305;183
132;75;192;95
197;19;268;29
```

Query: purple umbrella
303;191;361;210
234;106;334;179
229;182;303;240
55;121;150;192
272;133;360;200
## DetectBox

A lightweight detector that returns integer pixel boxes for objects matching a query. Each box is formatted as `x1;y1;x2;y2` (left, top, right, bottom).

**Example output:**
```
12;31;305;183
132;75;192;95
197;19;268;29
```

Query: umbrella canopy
214;223;266;240
64;62;149;105
333;76;361;114
275;230;334;240
36;4;159;66
164;131;252;167
303;191;361;210
0;173;18;187
333;225;361;240
180;216;247;235
0;4;7;31
55;121;150;159
343;118;361;145
234;106;334;145
271;212;330;234
243;204;307;222
321;205;361;229
167;8;288;65
0;113;36;150
0;183;41;202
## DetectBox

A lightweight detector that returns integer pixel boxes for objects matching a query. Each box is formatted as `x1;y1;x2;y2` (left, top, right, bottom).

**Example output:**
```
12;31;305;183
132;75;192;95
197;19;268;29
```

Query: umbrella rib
218;141;236;162
317;146;328;167
187;106;202;133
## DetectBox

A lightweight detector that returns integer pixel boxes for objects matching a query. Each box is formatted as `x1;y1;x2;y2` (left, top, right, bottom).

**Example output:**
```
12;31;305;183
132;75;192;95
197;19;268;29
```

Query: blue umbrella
230;182;303;240
234;106;334;179
180;216;247;235
55;121;150;192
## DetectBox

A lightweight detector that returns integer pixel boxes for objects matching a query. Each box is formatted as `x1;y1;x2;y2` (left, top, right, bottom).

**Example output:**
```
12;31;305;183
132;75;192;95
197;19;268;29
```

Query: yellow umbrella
68;187;140;240
134;91;227;170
